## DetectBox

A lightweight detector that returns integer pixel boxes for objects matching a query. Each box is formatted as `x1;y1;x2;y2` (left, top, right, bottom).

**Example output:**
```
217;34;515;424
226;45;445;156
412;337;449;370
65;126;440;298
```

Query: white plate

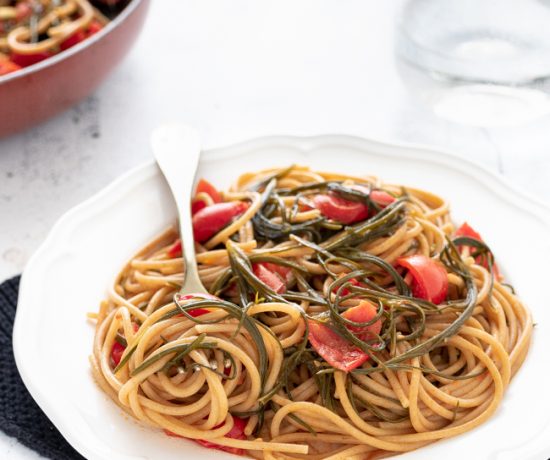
13;135;550;460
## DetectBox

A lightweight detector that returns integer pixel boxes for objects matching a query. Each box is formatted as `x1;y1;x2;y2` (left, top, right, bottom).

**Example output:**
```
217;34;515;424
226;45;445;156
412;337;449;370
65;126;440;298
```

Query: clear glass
396;0;550;84
395;0;550;126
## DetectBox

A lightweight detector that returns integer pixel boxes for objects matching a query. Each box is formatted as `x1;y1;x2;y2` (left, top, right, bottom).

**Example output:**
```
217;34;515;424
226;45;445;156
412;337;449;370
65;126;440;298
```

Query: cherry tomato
10;51;53;67
15;2;32;21
110;323;139;366
313;186;395;224
332;274;360;297
455;222;500;278
396;255;448;304
0;60;22;76
313;194;369;224
165;416;248;455
111;341;125;366
307;321;369;372
167;239;182;257
371;190;396;207
60;30;86;51
195;416;247;454
263;262;293;283
174;292;219;317
86;20;103;36
192;201;248;243
196;178;222;203
307;301;381;372
191;199;207;215
252;263;286;294
455;222;482;241
342;301;382;339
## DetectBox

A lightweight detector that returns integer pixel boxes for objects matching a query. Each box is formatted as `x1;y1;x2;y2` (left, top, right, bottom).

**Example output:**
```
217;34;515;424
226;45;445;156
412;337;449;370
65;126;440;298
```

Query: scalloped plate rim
13;133;550;460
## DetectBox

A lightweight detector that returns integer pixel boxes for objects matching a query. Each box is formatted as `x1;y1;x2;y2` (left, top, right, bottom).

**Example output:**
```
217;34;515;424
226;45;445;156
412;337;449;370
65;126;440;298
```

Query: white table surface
1;1;550;458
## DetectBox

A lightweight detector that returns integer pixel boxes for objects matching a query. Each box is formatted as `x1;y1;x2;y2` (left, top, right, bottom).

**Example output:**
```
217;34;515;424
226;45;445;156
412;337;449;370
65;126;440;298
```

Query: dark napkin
0;276;85;460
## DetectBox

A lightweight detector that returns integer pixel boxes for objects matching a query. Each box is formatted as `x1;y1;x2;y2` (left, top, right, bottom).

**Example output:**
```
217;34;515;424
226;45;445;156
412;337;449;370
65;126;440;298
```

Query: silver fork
151;123;209;296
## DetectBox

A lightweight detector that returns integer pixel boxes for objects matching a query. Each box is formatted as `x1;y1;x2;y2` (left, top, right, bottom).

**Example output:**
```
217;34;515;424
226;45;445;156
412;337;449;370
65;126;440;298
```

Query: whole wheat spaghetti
90;166;532;459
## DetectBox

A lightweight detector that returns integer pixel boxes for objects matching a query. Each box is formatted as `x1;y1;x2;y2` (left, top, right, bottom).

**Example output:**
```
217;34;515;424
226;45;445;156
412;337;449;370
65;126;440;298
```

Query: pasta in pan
0;0;127;76
90;165;532;459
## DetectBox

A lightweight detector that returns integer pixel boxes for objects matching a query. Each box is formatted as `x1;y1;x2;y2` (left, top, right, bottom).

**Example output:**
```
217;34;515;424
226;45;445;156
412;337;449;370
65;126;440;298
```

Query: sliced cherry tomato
313;185;395;224
165;416;248;455
396;255;448;304
454;222;500;278
15;2;32;21
191;199;207;215
167;239;182;257
0;60;22;76
332;274;360;297
371;190;396;207
60;30;86;51
350;185;396;209
174;292;219;317
252;263;286;294
308;320;369;372
313;194;369;224
307;301;382;372
110;323;139;366
110;323;140;367
342;301;382;338
196;416;247;454
263;262;293;283
192;201;248;243
196;178;222;203
10;51;53;67
455;222;482;241
87;20;103;36
111;341;125;366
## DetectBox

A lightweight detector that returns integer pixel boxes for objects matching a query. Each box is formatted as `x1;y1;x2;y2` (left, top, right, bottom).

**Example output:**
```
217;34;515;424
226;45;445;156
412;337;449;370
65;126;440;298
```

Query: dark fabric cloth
0;276;85;460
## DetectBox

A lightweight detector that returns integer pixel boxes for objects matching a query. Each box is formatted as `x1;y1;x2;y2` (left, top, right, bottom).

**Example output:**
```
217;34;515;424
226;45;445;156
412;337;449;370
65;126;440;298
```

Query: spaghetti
90;166;532;459
0;0;126;75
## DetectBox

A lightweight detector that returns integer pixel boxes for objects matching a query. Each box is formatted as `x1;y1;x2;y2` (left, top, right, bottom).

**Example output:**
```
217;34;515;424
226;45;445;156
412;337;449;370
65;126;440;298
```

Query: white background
1;0;550;458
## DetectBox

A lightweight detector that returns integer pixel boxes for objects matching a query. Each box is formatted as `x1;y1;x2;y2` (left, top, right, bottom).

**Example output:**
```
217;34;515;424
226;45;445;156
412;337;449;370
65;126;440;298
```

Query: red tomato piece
307;320;369;372
191;199;207;215
454;222;500;277
349;185;396;209
342;301;382;338
192;201;248;243
455;222;482;241
313;185;394;224
111;341;125;366
15;2;32;21
313;194;369;224
307;300;384;372
87;20;103;36
196;416;247;454
110;322;141;367
10;51;53;67
332;274;360;297
60;30;86;51
0;60;22;76
309;301;382;372
263;262;293;283
396;255;448;304
186;308;210;317
165;416;247;455
371;190;396;207
196;178;222;203
167;239;182;257
174;292;219;317
252;263;286;294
